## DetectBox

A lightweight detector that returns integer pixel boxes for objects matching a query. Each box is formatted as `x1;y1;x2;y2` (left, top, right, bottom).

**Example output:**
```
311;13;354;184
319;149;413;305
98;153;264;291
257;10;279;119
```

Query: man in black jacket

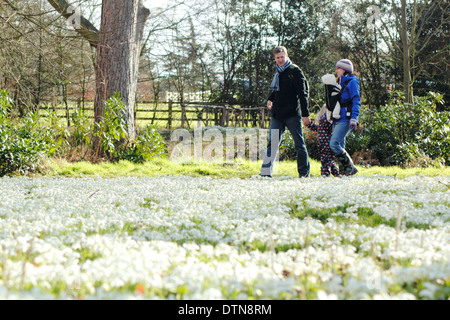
261;46;311;178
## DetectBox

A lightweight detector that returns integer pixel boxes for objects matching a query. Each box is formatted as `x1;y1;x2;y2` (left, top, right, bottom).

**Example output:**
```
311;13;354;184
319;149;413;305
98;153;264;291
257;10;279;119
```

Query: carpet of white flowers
0;174;449;300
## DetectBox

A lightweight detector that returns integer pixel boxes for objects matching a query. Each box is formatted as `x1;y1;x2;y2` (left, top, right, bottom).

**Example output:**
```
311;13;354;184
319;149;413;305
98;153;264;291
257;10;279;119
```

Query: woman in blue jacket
329;59;360;176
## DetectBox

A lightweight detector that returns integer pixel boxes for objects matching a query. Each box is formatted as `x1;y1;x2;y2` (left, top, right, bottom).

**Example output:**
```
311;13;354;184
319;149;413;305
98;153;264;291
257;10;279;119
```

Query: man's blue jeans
261;116;310;177
330;120;351;155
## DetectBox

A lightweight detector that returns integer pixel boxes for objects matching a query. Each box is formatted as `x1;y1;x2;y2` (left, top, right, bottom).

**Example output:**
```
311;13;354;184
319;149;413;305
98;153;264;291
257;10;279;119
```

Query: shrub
281;91;449;168
119;125;167;163
279;130;296;161
93;93;128;160
93;93;167;163
70;107;91;147
304;129;320;161
0;90;12;120
0;91;168;175
279;128;320;161
352;91;449;167
0;90;63;176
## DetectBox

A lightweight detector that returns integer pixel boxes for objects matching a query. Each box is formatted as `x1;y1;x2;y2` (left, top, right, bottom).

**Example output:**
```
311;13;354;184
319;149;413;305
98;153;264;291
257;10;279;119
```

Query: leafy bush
0;90;63;176
94;93;166;163
280;91;449;168
93;93;128;160
279;130;296;161
0;90;12;120
70;107;91;147
304;129;320;161
349;91;449;167
118;125;167;163
279;128;320;161
0;90;167;176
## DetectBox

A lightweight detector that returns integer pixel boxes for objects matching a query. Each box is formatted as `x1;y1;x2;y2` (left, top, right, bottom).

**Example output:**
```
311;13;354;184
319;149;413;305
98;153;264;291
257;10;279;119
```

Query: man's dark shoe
299;171;310;178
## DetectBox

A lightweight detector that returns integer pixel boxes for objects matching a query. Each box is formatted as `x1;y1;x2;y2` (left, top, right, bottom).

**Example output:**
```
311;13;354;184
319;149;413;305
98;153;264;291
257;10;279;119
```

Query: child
307;105;340;177
322;74;342;122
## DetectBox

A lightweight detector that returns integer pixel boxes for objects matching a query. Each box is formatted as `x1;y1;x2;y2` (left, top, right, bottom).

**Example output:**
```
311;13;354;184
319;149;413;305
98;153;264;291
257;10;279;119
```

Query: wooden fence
41;101;272;129
146;102;271;129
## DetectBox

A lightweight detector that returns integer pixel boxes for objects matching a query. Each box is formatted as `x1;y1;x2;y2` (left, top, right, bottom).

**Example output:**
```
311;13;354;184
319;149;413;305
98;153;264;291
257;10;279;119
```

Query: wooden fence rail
40;101;272;129
175;102;270;129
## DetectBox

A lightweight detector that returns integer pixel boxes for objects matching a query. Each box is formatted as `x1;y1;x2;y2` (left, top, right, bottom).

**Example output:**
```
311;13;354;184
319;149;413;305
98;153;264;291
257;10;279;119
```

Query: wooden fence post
220;105;227;127
181;104;189;129
260;107;265;128
181;104;185;128
214;107;219;126
168;100;173;130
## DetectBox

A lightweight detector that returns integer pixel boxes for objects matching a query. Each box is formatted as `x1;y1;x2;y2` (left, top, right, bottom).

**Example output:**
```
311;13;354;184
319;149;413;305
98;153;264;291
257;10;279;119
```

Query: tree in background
208;0;252;104
0;0;94;114
409;0;449;110
269;0;337;111
1;0;448;117
234;1;273;109
47;0;150;139
331;1;395;108
378;0;449;105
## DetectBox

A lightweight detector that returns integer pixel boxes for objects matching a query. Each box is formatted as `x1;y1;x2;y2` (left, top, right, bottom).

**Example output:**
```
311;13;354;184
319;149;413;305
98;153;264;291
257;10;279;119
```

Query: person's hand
349;118;358;130
302;117;311;126
267;101;273;110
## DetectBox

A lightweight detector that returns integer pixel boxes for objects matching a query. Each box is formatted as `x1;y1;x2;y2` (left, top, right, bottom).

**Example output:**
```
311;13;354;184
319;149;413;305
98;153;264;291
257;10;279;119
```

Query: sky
144;0;171;10
69;0;174;29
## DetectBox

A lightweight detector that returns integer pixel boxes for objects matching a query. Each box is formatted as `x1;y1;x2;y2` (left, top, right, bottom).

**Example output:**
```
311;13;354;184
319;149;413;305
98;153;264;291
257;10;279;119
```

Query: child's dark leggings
320;149;340;177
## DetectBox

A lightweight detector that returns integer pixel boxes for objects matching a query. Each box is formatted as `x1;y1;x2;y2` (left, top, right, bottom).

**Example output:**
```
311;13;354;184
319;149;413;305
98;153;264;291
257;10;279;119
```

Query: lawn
43;157;450;179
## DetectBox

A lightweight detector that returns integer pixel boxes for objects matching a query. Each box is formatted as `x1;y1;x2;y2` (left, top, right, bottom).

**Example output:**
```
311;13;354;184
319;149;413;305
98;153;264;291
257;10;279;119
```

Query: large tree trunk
47;0;149;138
95;0;150;139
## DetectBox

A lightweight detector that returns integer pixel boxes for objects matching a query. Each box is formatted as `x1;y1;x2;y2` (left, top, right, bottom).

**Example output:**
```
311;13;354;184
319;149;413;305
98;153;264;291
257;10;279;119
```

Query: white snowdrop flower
373;292;416;300
1;175;449;299
419;282;441;299
200;287;224;300
317;290;338;300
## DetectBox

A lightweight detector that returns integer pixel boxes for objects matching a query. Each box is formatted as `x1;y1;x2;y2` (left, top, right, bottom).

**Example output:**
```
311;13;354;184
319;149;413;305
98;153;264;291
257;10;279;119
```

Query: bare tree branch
47;0;99;47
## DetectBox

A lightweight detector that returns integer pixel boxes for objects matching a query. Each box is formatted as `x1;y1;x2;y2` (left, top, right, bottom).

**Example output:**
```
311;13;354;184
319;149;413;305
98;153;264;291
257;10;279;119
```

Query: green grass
44;157;267;178
289;203;432;229
356;165;449;178
42;157;450;179
75;247;103;263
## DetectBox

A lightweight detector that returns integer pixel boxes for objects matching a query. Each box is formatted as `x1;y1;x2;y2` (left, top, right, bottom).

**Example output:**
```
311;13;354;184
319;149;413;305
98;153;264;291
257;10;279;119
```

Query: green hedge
0;91;60;176
348;91;449;167
281;91;449;168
